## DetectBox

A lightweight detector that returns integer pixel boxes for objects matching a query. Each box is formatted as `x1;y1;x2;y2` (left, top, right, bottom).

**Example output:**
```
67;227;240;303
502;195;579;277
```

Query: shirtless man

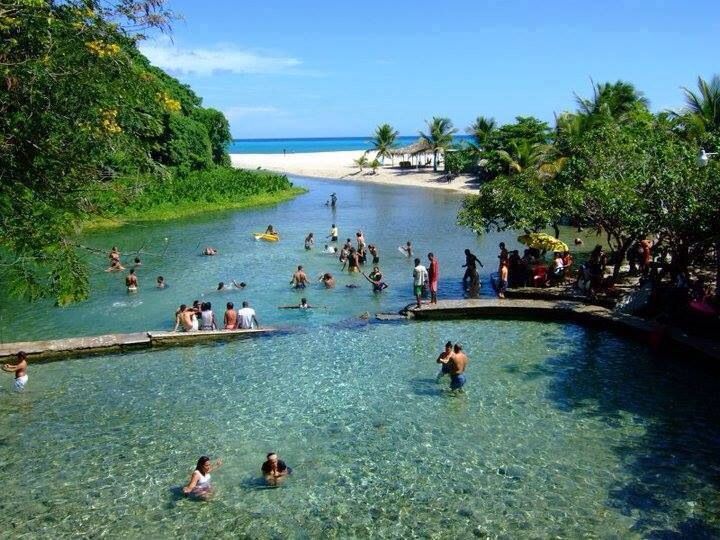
400;241;413;257
462;249;483;290
108;246;120;263
368;245;380;264
362;268;388;292
223;302;238;329
106;259;125;272
436;341;453;381
174;305;198;332
290;265;309;289
261;452;291;487
319;273;335;288
498;259;509;299
3;351;28;391
448;344;468;391
125;268;138;292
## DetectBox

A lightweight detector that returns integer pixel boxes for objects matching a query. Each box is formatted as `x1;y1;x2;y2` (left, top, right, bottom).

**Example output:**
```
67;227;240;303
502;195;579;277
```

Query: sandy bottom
230;150;478;193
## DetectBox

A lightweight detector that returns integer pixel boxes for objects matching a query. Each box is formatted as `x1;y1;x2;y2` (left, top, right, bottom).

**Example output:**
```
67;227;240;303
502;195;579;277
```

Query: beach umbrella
517;232;568;252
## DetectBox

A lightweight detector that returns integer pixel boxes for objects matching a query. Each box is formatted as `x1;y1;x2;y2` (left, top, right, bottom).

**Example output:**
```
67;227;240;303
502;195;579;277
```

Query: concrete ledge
407;299;720;362
0;327;276;362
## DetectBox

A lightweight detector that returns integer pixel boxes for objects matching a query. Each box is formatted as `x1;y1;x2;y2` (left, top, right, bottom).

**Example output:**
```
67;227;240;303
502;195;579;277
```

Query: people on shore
498;259;509;298
183;456;222;500
428;252;439;304
261;452;291;487
448;343;468;391
319;272;336;288
3;351;28;392
199;302;217;331
327;224;338;242
202;247;218;256
413;258;428;309
304;233;314;250
223;302;238;329
498;242;508;264
126;268;138;293
462;249;483;290
436;341;453;381
157;276;166;289
290;265;309;289
237;301;260;329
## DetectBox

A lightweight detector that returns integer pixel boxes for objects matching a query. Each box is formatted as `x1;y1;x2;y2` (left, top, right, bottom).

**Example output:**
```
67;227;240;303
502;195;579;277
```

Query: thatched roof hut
389;139;432;156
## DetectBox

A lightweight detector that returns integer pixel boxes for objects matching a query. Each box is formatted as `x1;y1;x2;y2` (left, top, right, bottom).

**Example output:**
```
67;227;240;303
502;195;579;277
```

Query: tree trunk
716;240;720;298
552;223;560;240
433;150;438;172
612;237;633;279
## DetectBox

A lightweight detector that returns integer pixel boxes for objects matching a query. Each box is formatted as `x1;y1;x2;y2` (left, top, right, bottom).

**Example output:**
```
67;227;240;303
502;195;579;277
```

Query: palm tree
575;80;649;120
371;123;399;164
680;75;720;135
494;140;550;174
354;152;369;173
369;158;381;174
467;116;496;148
420;117;457;172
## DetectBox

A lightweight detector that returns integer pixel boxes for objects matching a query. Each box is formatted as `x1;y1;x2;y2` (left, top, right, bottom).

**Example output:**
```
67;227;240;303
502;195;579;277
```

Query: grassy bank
84;167;305;230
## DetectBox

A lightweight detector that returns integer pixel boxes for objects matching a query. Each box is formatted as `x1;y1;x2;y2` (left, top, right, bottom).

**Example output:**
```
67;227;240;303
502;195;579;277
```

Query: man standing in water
126;268;138;292
448;343;468;391
427;252;439;304
290;265;309;289
328;224;339;243
412;258;428;309
462;249;483;290
2;351;28;391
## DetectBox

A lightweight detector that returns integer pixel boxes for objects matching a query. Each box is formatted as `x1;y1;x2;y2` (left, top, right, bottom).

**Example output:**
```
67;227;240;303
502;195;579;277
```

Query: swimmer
231;280;247;289
202;247;217;256
574;237;583;246
183;456;222;500
108;246;120;262
105;259;125;272
279;298;314;309
345;284;361;288
435;341;453;381
3;351;28;391
448;343;468;391
261;452;291;487
290;265;309;289
400;241;413;257
323;244;337;254
327;224;339;242
304;233;315;250
265;225;276;235
319;272;335;288
156;276;166;289
330;193;337;207
362;268;388;292
368;244;380;264
125;268;138;292
133;256;142;267
223;302;238;329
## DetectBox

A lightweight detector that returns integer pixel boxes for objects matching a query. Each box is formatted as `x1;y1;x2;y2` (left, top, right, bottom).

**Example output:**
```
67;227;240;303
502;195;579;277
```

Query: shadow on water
409;377;443;397
527;329;720;537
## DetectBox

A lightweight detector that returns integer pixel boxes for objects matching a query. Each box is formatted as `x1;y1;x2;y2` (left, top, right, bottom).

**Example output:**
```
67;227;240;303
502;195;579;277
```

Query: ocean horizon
228;135;473;154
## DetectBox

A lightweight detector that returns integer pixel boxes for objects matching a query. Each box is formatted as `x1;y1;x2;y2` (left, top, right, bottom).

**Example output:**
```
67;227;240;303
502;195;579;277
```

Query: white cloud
139;39;301;75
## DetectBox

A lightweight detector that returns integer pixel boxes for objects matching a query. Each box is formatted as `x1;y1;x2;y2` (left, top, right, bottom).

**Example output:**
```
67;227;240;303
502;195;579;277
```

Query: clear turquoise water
228;135;473;154
1;178;719;538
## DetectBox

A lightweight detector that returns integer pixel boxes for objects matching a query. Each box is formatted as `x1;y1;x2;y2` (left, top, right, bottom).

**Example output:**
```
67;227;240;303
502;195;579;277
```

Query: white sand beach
230;150;478;193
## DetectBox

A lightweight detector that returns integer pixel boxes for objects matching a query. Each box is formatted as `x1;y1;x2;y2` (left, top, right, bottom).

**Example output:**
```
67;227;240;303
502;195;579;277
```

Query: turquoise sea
1;176;719;538
228;135;474;154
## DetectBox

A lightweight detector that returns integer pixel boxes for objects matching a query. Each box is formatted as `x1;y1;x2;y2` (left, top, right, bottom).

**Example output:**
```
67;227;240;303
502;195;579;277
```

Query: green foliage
467;116;496;148
371;123;398;164
444;147;477;175
162;115;214;171
420;117;457;171
673;75;720;147
354;152;369;172
192;108;232;166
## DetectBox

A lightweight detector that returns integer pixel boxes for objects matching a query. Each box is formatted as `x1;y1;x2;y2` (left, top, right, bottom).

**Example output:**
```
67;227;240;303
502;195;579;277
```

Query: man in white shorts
3;351;28;391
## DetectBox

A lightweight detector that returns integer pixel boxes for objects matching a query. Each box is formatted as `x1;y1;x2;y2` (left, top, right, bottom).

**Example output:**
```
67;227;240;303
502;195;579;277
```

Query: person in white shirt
412;258;428;309
237;301;260;329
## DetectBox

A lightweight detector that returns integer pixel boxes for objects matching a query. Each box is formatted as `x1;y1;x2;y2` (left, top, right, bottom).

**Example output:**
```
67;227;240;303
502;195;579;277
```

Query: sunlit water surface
1;178;718;538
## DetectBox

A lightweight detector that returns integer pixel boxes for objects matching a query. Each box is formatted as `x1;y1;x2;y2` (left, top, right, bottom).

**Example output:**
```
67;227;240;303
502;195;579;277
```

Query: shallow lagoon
1;178;719;538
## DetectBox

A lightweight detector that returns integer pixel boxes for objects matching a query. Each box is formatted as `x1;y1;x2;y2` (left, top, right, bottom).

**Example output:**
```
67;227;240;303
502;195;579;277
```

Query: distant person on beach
428;252;439;304
237;301;259;329
436;341;453;381
400;241;413;257
368;244;379;264
362;268;388;292
156;276;166;289
125;268;138;293
290;265;309;288
319;272;336;288
199;302;217;331
262;452;291;487
328;224;339;242
448;343;468;391
223;302;238;329
304;233;315;250
3;351;28;392
183;456;222;500
413;258;428;309
202;247;217;256
462;249;483;290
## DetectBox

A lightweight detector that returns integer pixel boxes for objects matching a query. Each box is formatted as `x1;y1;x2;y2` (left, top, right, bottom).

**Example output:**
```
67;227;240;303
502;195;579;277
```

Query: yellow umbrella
517;232;568;252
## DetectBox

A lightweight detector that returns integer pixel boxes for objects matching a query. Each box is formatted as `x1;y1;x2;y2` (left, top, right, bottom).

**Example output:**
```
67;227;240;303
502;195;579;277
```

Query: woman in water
319;272;335;288
304;233;314;250
183;456;222;500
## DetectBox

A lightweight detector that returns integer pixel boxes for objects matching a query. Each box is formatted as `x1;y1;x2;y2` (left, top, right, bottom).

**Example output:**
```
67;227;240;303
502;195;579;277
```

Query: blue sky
140;0;720;138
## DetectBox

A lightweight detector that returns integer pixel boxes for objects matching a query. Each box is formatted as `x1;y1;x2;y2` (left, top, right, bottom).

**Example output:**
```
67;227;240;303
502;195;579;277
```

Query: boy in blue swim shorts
448;343;468;391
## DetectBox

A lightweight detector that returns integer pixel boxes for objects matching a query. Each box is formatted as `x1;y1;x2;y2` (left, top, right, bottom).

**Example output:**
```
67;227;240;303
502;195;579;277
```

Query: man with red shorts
427;252;439;304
